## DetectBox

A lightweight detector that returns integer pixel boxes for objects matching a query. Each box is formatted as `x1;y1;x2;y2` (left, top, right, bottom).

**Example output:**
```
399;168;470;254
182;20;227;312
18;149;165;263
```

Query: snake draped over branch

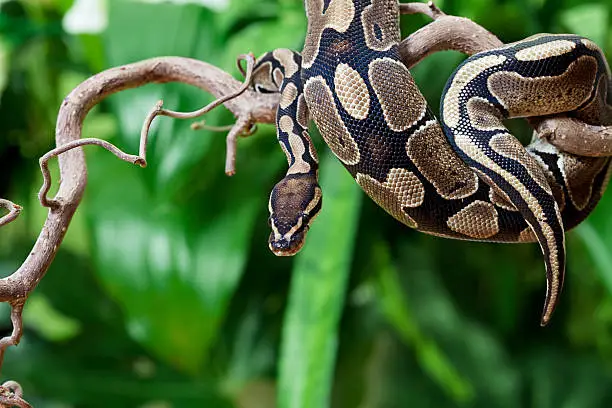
251;0;612;326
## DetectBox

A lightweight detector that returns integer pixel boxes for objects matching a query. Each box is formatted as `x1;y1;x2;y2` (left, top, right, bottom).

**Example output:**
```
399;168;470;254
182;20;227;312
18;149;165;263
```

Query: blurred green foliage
1;0;612;407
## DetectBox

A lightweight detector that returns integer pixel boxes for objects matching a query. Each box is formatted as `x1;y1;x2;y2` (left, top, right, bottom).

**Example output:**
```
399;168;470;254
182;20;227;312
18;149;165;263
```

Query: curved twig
399;1;446;19
224;115;253;175
0;304;23;372
0;200;21;228
147;54;255;120
0;54;269;403
0;57;272;407
140;54;258;176
0;379;30;408
0;56;279;402
0;56;279;319
190;120;235;132
39;138;147;208
39;53;259;208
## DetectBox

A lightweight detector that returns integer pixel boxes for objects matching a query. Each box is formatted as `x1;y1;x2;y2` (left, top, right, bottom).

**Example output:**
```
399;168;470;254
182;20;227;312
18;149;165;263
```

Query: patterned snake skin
251;0;612;325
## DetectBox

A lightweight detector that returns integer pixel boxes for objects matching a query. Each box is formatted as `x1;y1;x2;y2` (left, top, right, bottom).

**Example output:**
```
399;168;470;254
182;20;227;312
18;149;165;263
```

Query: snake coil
252;0;612;325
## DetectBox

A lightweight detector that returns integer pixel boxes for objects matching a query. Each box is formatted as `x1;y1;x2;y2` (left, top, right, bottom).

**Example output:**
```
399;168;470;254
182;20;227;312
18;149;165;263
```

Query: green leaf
103;1;222;198
559;4;609;45
278;149;362;408
23;294;82;342
394;238;522;407
0;37;11;98
372;241;474;404
86;130;281;375
83;0;292;377
574;180;612;296
576;221;612;294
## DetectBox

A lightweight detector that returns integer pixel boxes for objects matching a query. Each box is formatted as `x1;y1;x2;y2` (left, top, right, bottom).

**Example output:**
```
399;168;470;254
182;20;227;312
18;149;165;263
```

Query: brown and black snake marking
252;0;612;325
441;34;611;323
253;51;322;256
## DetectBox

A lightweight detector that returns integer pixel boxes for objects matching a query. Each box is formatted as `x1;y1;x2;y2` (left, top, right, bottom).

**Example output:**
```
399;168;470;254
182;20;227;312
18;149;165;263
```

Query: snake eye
267;175;322;257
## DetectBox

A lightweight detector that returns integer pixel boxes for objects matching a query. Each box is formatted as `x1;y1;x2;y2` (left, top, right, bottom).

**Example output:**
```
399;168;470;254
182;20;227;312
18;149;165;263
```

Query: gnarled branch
0;57;278;402
2;56;277;302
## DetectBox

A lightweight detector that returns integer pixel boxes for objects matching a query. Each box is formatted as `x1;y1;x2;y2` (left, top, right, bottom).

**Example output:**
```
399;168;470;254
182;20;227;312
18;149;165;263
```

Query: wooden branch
0;379;30;407
399;14;503;69
0;200;21;228
1;56;277;302
533;117;612;157
0;57;278;401
0;303;23;372
399;0;445;19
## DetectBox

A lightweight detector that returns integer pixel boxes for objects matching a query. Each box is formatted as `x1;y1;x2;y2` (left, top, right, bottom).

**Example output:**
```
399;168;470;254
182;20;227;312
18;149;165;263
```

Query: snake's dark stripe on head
251;0;612;325
253;50;323;256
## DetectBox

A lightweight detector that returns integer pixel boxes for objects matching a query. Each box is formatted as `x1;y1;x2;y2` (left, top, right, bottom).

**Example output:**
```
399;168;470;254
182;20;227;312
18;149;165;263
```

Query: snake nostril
272;239;289;250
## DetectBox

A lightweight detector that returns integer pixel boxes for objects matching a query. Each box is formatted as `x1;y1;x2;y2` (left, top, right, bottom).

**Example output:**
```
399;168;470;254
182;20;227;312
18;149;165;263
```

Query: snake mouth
268;230;307;257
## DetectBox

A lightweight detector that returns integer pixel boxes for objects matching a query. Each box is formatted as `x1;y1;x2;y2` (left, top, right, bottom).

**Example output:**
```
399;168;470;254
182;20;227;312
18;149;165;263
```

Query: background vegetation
1;0;612;406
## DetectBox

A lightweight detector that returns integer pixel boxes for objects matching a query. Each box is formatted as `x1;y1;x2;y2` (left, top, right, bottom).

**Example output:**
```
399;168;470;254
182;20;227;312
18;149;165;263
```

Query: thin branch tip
400;1;446;19
0;200;22;227
191;119;234;132
532;117;612;156
427;1;445;18
224;115;256;176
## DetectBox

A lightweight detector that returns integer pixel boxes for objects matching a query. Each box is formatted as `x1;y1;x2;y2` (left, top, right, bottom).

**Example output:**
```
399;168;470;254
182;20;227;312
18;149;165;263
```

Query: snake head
268;174;322;256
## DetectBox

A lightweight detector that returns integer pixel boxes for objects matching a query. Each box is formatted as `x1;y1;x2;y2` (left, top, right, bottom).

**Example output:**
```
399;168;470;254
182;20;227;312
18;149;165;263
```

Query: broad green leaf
394;238;521;408
575;222;612;295
575;180;612;296
278;149;362;408
372;241;474;404
103;0;222;197
560;4;608;45
84;0;288;376
86;128;281;374
23;294;81;342
0;38;10;98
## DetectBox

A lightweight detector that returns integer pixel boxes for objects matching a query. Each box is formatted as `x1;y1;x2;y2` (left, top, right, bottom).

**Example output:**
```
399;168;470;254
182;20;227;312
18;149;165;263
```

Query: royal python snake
250;0;612;325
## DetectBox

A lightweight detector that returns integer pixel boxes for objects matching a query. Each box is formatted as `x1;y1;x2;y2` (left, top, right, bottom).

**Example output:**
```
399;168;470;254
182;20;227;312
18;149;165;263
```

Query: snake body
252;0;612;325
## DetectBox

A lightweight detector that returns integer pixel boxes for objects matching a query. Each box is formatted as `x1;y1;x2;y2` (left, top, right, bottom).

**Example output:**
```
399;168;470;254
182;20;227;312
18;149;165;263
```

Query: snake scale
250;0;612;325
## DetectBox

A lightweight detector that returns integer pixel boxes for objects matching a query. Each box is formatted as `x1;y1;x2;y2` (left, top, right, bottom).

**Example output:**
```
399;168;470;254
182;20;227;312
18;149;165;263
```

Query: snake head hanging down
252;49;323;256
268;174;322;256
252;0;612;325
